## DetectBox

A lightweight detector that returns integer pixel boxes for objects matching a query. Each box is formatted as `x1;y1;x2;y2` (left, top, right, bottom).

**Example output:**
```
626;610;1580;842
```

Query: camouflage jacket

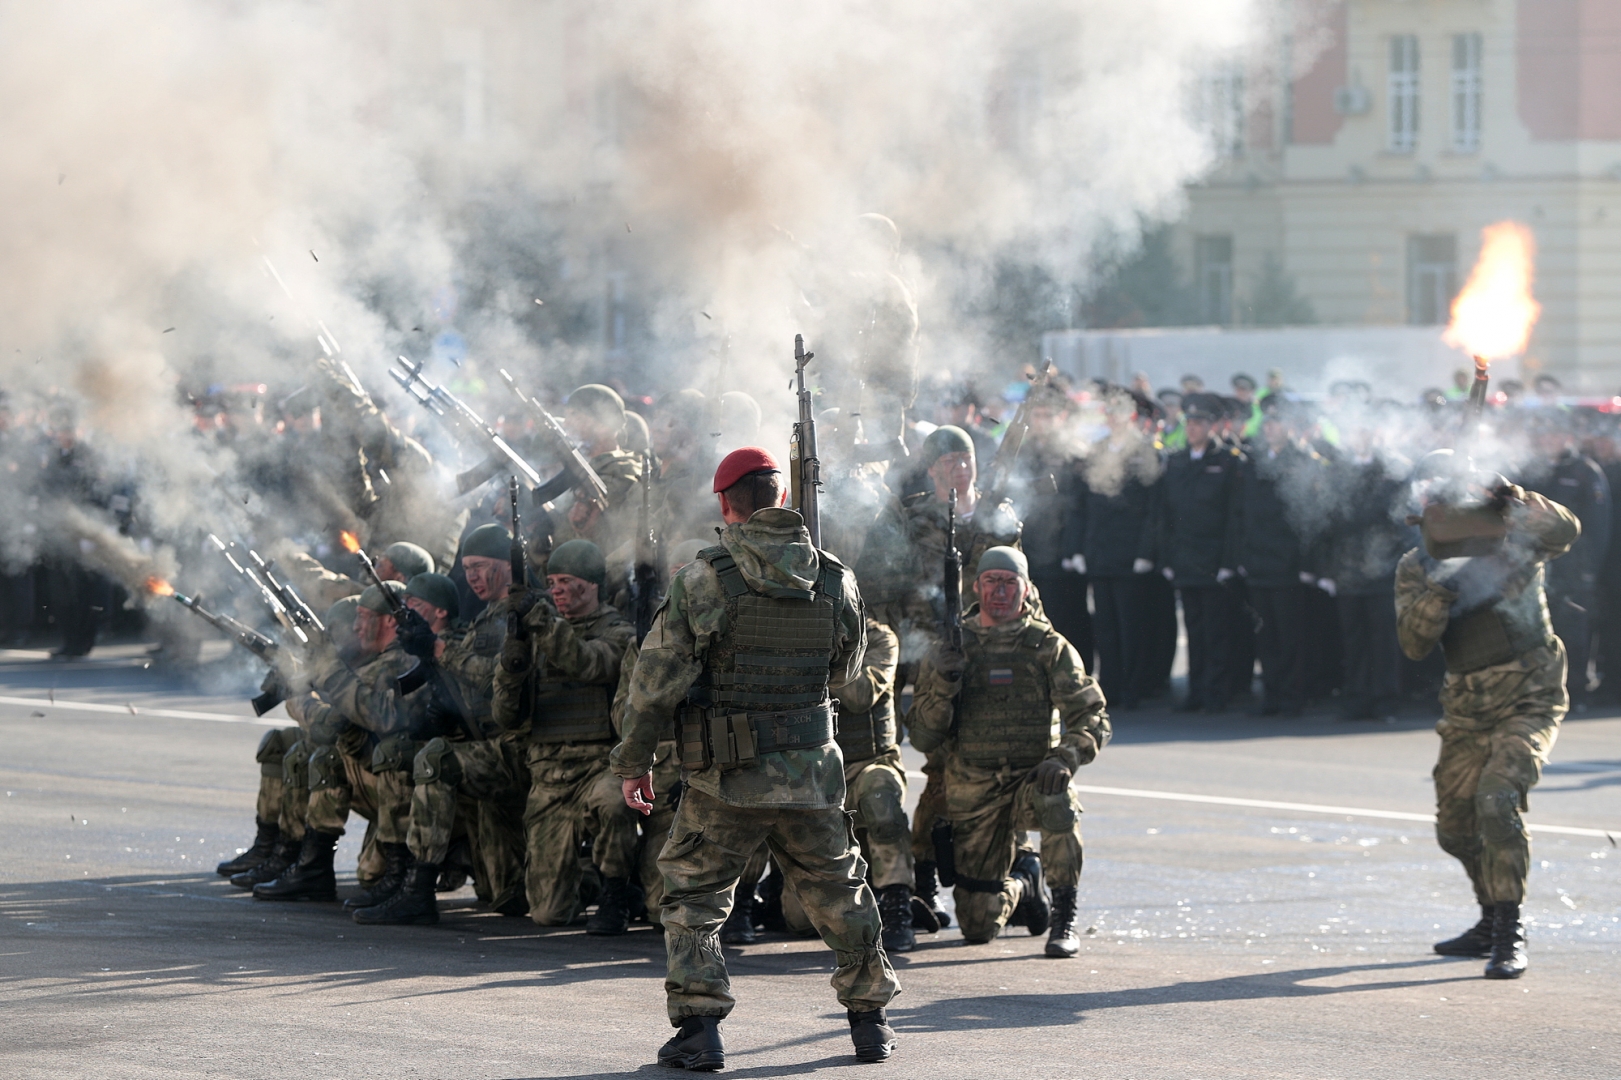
908;601;1109;773
300;643;426;740
1396;489;1578;663
610;507;866;809
856;488;1021;649
553;449;644;566
830;616;899;765
491;600;636;745
439;601;506;736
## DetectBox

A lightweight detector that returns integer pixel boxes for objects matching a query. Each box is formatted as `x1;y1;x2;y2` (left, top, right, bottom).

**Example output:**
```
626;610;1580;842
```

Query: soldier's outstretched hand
623;773;655;816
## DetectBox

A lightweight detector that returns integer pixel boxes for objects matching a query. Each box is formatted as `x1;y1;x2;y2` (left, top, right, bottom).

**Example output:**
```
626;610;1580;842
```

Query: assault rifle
508;476;529;642
388;355;543;494
978;359;1056;508
165;589;290;716
206;534;309;646
789;334;822;547
632;438;664;644
497;369;610;508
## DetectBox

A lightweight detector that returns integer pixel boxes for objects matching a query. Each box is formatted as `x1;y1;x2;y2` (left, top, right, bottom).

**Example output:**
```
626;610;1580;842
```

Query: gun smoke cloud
0;0;1271;590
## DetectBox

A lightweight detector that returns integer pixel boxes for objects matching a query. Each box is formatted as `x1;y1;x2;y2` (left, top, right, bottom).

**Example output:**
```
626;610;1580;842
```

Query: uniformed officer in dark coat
1150;394;1243;712
1522;412;1610;709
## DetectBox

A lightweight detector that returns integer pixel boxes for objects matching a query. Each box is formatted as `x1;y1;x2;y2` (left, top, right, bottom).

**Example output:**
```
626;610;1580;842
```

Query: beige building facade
1178;0;1621;391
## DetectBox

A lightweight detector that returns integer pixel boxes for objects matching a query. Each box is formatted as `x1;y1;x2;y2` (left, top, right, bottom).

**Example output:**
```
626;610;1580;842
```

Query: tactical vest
1440;565;1555;675
678;545;841;770
954;619;1057;769
529;680;615;743
835;699;898;763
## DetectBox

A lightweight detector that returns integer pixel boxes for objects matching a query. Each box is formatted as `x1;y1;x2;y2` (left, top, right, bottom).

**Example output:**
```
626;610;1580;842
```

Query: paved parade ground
2;645;1617;1079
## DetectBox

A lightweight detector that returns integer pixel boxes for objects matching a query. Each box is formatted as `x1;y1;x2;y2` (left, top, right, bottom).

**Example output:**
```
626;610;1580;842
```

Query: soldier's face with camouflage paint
928;451;976;502
974;569;1028;625
461;556;512;602
547;573;600;619
355;607;396;654
405;595;450;633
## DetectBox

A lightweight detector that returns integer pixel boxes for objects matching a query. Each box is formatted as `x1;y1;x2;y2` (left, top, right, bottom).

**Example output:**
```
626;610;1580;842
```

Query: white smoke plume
0;0;1269;586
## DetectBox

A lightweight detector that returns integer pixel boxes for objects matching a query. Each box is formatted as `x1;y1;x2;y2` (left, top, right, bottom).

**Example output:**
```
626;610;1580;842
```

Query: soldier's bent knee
857;786;908;845
413;737;462;787
307;746;345;791
1475;778;1526;846
371;734;419;775
256;727;296;774
281;739;312;786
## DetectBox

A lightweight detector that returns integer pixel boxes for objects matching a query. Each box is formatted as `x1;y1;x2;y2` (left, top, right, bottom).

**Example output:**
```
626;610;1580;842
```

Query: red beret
713;446;781;492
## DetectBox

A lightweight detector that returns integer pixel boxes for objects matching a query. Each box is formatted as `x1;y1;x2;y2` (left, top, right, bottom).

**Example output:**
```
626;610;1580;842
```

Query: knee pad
371;734;419;775
1434;823;1483;861
281;739;312;786
856;784;908;845
307;745;346;792
413;737;462;786
256;727;295;768
1475;777;1526;847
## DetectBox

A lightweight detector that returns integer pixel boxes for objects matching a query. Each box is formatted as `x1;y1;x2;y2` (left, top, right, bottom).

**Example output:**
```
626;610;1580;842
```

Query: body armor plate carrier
954;620;1058;769
529;681;615;743
1440;566;1556;675
677;545;842;771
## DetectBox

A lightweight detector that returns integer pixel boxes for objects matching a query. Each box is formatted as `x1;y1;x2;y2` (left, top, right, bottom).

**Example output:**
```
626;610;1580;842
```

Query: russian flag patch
988;668;1014;686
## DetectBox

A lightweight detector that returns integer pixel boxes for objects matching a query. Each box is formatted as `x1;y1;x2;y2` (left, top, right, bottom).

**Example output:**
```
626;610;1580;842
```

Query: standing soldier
1153;394;1243;713
612;447;900;1069
907;547;1109;958
1396;450;1578;979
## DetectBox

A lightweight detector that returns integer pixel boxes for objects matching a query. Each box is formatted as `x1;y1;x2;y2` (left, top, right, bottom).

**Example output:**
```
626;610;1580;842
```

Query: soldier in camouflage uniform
254;581;425;902
354;525;521;925
226;596;363;892
535;384;645;580
612;447;900;1070
1396;450;1578;979
856;423;1023;932
492;539;639;929
781;615;917;953
909;547;1109;958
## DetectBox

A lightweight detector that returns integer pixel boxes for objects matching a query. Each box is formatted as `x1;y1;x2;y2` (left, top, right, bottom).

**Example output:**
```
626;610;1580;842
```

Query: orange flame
1443;221;1541;363
339;530;361;554
145;576;175;597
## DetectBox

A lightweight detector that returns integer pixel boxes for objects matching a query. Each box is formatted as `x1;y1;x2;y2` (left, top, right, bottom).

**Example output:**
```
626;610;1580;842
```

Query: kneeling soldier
908;547;1109;957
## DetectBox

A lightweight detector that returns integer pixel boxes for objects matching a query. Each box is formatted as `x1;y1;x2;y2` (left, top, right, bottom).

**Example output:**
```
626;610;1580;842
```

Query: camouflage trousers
1434;642;1567;905
658;785;900;1023
945;754;1083;944
407;736;528;912
252;726;298;827
368;734;420;847
525;743;640;926
279;738;312;842
306;741;384;883
625;740;683;930
909;749;947;863
784;748;912;933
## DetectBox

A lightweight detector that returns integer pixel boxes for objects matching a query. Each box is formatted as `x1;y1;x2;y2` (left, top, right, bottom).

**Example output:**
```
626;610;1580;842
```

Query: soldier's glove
1032;757;1073;795
1072;731;1099;766
935;644;966;683
500;633;532;675
507;585;550;623
397;608;439;660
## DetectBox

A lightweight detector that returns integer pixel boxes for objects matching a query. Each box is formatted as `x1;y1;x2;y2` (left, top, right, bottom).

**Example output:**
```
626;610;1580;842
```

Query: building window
1407;234;1457;325
1388;34;1420;153
1199;65;1245;160
1450;33;1482;152
1196;235;1235;325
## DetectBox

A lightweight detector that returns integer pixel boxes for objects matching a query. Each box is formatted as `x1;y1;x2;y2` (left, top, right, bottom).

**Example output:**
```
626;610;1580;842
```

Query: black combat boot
719;891;756;945
353;861;440;925
1045;887;1080;958
229;837;298;890
253;829;340;902
1433;904;1495;957
658;1015;725;1071
586;876;633;936
878;884;917;953
1009;850;1050;936
216;818;279;877
1483;901;1527;979
847;1008;897;1063
911;861;949;932
343;842;411;911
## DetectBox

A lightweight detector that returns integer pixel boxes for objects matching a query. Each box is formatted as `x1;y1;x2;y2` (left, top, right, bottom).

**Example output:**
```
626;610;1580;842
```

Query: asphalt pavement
1;645;1617;1079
